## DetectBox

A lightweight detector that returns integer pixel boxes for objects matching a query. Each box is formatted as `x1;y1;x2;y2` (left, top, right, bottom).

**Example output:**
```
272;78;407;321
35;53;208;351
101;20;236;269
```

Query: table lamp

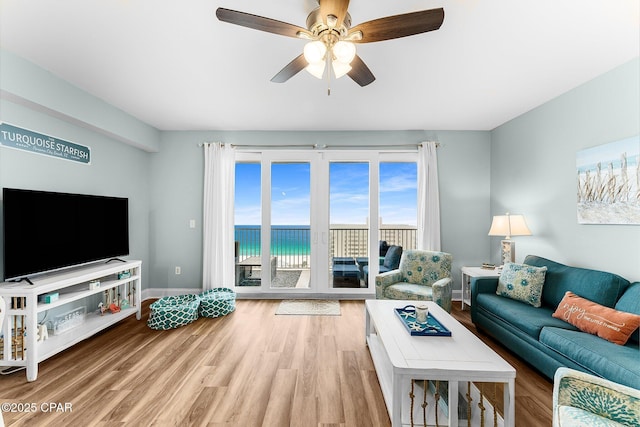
488;213;532;265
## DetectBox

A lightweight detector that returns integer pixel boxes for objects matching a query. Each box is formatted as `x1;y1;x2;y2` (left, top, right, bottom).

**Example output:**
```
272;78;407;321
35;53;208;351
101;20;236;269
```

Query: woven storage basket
199;288;236;318
148;294;200;330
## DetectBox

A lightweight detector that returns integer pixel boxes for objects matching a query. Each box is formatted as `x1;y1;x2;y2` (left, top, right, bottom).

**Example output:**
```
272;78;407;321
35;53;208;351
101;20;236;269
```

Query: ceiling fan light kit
216;1;444;90
303;39;356;80
306;60;326;79
331;59;352;79
333;41;356;63
303;40;327;64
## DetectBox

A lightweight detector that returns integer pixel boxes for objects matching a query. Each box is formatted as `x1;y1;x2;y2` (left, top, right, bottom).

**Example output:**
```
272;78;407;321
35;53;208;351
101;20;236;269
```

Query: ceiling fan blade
216;8;311;39
271;54;308;83
347;55;375;87
319;0;350;29
350;8;444;43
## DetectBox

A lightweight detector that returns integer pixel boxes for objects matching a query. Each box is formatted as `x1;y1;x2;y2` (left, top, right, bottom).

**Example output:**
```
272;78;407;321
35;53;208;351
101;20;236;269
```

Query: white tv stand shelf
0;260;142;381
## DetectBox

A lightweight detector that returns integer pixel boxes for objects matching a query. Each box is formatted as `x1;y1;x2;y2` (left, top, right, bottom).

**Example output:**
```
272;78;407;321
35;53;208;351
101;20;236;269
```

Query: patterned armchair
553;367;640;427
375;250;453;312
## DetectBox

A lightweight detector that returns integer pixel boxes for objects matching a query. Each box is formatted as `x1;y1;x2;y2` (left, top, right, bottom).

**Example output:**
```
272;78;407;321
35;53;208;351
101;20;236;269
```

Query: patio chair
332;257;361;287
553;367;640;426
375;249;453;312
362;245;403;283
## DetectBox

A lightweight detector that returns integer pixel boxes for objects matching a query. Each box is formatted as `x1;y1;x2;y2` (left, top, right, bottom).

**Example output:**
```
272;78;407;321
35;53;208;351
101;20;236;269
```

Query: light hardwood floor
1;300;553;426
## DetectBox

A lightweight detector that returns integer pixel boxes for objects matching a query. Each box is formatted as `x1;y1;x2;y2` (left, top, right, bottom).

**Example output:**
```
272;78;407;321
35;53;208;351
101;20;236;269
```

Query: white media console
0;260;142;381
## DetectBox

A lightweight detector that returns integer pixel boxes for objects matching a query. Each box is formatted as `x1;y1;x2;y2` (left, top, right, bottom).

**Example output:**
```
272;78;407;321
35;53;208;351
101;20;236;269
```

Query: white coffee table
365;299;516;427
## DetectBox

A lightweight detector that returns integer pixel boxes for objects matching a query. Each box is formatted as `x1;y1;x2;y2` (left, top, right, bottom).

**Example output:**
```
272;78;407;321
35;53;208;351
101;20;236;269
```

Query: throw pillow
496;262;547;307
552;291;640;345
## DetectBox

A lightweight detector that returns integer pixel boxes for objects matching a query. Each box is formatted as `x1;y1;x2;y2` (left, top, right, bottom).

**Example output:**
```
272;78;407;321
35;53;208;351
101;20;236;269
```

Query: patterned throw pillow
496;262;547;307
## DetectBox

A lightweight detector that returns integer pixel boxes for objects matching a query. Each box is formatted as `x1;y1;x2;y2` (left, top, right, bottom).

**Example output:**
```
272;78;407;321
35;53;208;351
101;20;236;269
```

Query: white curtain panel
417;141;441;251
0;296;5;336
202;142;236;290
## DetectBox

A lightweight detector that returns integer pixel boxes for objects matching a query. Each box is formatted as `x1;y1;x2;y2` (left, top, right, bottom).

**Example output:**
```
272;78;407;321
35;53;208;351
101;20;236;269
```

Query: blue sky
576;136;639;172
235;162;417;226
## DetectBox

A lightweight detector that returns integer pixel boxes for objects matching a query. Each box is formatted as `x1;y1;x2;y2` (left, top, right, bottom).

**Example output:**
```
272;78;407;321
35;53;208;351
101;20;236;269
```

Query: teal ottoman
147;294;200;330
199;288;236;318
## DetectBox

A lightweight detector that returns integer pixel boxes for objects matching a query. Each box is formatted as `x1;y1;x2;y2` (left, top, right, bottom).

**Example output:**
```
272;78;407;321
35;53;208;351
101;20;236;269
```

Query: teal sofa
471;255;640;389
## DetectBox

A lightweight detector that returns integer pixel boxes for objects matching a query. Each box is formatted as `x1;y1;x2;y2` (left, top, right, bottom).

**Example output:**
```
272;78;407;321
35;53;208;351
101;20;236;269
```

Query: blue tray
395;305;452;336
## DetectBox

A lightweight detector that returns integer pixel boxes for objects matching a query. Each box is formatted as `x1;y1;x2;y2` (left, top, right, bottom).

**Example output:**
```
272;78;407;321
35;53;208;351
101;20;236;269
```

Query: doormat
275;299;341;316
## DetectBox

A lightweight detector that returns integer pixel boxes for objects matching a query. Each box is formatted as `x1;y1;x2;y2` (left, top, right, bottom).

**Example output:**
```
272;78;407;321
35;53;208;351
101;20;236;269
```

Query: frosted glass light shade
331;60;352;78
333;41;356;64
303;41;327;64
305;61;325;79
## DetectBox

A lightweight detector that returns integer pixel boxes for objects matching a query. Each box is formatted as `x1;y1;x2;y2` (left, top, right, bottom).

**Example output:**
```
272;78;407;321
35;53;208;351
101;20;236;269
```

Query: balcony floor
238;268;365;289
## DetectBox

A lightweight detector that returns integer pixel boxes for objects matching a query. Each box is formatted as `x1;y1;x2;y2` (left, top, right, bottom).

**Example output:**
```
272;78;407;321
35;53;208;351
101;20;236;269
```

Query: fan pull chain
326;55;332;96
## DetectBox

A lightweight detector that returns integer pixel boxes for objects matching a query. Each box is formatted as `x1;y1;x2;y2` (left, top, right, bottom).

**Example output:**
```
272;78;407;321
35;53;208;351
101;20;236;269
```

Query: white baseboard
142;288;464;301
142;287;202;301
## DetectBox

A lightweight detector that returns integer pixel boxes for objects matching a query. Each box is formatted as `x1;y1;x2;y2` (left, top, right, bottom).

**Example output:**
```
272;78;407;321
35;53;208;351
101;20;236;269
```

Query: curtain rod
199;142;440;149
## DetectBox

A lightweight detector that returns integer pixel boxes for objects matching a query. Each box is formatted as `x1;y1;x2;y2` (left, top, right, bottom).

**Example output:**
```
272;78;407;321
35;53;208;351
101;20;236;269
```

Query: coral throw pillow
552;291;640;345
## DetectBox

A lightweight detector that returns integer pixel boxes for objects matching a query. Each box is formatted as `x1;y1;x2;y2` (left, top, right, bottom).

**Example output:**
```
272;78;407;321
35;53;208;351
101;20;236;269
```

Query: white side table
460;266;500;310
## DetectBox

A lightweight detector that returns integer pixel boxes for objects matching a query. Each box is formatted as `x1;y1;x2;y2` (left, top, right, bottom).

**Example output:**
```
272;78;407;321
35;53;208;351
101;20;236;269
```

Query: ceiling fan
216;0;444;88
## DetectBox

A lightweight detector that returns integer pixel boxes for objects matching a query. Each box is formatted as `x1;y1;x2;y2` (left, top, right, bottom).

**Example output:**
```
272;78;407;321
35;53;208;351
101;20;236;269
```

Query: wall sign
0;122;91;164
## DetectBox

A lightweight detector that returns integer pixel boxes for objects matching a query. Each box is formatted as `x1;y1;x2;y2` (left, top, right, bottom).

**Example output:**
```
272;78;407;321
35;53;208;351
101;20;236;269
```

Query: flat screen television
3;187;129;281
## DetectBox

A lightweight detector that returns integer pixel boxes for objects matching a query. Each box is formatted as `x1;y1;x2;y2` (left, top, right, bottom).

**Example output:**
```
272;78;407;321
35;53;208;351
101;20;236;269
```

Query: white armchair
553;367;640;426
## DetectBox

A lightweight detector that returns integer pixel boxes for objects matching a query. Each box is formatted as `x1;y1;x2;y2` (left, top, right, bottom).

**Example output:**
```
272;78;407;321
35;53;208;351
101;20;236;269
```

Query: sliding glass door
329;161;370;289
234;152;317;292
234;162;262;287
234;150;417;295
379;161;418;253
270;162;311;289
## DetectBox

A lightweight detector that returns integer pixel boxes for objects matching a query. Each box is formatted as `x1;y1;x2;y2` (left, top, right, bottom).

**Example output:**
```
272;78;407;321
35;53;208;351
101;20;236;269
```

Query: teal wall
0;50;160;152
0;51;153;288
491;58;640;281
148;130;491;290
0;99;152;287
2;48;638;292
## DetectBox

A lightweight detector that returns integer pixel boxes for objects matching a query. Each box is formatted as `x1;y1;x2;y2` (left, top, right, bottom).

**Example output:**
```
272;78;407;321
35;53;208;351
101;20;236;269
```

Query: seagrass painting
576;136;640;224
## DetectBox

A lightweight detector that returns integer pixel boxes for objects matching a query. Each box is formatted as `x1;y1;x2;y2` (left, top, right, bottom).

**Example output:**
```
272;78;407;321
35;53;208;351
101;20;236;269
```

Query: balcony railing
235;226;417;269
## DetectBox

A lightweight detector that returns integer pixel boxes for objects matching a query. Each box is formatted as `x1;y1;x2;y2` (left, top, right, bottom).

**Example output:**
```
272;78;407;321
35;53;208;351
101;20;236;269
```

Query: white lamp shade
333;41;356;64
303;41;327;64
488;214;532;239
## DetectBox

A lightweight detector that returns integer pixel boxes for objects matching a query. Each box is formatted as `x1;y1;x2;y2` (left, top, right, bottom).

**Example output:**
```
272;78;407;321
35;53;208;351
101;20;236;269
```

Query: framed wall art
577;135;640;225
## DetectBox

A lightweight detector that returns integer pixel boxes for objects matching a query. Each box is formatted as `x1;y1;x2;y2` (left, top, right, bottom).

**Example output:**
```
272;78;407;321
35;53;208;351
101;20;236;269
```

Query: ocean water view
235;225;311;256
235;224;417;268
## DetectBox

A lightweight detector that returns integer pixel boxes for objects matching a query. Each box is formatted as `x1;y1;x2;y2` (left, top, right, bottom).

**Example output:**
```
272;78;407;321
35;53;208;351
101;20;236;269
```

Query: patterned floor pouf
148;294;200;330
199;288;236;318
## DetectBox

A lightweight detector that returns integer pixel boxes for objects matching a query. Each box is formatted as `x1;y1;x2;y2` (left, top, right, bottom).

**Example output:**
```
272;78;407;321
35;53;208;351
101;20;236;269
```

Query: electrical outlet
189;219;196;228
175;266;181;275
